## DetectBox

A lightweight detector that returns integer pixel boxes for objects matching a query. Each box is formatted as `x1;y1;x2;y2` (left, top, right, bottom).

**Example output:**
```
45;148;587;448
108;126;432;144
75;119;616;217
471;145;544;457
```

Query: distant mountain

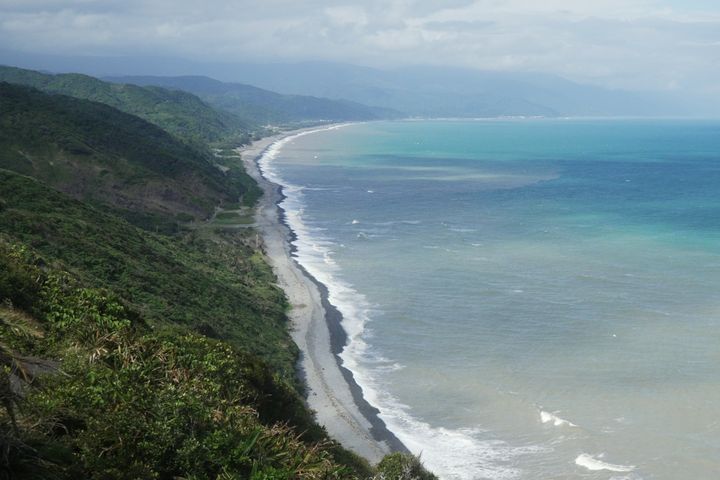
0;82;246;224
215;61;692;118
103;74;402;124
0;65;250;146
0;52;703;118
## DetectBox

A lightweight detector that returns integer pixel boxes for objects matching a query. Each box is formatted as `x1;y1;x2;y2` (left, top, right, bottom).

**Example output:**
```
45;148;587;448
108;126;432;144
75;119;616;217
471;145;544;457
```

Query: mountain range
214;61;694;118
0;51;704;118
103;73;400;124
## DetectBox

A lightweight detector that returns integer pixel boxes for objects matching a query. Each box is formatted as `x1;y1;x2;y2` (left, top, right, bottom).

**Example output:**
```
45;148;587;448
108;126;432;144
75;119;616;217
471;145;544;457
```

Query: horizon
1;1;719;105
1;57;717;118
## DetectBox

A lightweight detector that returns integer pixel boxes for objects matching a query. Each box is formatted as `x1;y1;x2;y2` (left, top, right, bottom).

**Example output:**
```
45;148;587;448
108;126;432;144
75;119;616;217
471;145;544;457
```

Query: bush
375;453;437;480
0;242;42;314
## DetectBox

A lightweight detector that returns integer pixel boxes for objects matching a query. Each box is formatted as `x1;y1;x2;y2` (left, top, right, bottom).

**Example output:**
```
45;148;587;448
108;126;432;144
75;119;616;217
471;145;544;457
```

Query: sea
259;119;720;480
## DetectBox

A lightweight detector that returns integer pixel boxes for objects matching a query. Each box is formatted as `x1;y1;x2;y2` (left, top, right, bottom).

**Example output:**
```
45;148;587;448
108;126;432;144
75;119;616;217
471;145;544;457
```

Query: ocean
260;120;720;479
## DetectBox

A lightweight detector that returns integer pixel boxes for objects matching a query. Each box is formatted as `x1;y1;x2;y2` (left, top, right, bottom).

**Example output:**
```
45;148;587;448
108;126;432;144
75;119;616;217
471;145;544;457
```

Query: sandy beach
238;129;404;464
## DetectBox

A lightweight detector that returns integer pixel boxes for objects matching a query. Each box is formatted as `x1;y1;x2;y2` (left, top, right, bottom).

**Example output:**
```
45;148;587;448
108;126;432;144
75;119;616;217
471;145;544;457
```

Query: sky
1;0;719;94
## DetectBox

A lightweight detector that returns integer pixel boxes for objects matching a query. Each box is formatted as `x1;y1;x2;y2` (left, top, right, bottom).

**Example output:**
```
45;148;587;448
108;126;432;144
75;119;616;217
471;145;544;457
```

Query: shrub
375;453;437;480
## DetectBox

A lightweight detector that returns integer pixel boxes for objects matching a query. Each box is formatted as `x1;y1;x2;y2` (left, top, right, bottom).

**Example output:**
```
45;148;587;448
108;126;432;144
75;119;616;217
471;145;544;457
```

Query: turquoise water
263;120;720;479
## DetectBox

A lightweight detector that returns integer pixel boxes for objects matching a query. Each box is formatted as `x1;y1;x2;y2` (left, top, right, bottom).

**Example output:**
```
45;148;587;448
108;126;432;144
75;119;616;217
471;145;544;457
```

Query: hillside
103;74;402;124
0;82;253;226
0;65;251;145
0;169;295;374
0;169;373;478
0;156;434;480
0;76;436;478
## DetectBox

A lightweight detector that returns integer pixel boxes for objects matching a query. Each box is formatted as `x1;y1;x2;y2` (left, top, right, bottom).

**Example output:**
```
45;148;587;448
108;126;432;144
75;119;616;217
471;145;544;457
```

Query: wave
575;453;635;472
348;353;547;480
539;410;577;428
258;126;542;480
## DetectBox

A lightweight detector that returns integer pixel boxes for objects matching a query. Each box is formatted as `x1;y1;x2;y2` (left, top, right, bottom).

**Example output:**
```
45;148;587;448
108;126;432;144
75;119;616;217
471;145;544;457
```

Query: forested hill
0;65;250;146
104;74;402;124
0;65;436;478
0;167;435;478
0;82;247;225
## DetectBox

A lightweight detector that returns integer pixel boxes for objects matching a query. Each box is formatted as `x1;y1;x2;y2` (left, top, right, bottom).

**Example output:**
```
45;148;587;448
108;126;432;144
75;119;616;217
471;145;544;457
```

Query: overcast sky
1;0;719;94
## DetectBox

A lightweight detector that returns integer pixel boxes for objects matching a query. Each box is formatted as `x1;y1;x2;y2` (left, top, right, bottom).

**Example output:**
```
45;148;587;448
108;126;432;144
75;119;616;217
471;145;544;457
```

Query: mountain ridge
103;74;402;124
0;81;245;226
0;64;251;146
220;61;691;118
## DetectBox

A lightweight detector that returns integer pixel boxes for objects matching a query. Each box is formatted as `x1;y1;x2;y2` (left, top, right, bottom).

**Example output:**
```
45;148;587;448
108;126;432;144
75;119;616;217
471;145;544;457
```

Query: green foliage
0;66;264;224
0;69;435;479
0;170;295;379
0;243;357;479
0;82;248;224
0;66;251;146
30;335;345;479
101;75;399;126
375;453;438;480
0;176;432;480
0;243;41;315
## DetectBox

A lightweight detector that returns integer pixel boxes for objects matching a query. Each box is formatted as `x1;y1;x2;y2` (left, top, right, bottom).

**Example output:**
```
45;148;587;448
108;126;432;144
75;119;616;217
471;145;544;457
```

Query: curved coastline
238;126;407;463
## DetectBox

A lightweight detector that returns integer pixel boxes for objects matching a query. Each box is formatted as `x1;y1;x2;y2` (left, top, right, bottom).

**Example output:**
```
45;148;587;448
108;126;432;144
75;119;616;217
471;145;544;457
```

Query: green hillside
0;169;294;375
0;165;432;480
0;170;370;477
0;82;255;226
0;70;435;479
104;75;401;125
0;65;251;145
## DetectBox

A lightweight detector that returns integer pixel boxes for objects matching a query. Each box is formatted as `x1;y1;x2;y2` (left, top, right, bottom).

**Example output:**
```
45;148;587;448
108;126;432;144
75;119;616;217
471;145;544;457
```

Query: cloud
0;0;718;94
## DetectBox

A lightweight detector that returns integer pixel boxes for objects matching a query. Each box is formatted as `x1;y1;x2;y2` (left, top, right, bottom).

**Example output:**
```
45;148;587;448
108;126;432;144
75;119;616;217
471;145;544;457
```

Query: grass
0;239;368;479
0;169;295;379
213;211;255;225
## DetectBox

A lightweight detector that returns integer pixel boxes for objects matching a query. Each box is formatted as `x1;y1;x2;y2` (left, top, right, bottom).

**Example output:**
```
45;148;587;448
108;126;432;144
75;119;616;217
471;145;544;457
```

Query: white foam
575;453;635;472
540;410;577;428
352;219;360;224
258;125;544;480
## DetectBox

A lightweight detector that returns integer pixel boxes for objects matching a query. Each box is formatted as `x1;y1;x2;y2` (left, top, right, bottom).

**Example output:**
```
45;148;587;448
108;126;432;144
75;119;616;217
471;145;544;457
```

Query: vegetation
0;238;371;478
0;65;251;146
0;82;254;225
102;75;400;125
0;68;435;479
375;454;437;480
0;169;295;378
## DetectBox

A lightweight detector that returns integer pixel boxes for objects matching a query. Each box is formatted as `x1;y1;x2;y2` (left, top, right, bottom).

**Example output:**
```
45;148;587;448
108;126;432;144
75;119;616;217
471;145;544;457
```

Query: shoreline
238;127;407;463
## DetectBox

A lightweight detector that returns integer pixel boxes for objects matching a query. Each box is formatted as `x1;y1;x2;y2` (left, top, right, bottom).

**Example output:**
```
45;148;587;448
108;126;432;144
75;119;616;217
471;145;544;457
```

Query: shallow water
265;120;720;479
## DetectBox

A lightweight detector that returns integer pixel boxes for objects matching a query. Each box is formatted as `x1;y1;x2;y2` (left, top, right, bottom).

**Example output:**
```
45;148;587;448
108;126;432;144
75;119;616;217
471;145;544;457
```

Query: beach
238;128;404;464
239;119;720;479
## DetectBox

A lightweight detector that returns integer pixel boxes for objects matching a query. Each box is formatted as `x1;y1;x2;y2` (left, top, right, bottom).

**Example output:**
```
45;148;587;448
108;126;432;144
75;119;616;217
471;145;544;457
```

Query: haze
1;0;719;114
